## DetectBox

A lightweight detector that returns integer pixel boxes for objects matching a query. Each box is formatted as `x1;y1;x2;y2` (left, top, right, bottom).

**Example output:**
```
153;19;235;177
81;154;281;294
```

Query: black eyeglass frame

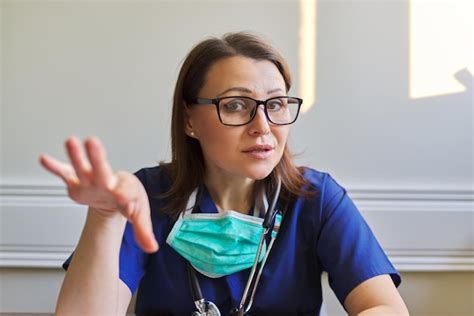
187;96;303;126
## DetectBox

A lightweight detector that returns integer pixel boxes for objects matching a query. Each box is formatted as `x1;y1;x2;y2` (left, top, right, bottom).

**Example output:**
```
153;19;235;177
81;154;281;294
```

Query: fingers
40;136;114;191
39;154;79;186
65;137;92;185
85;137;115;188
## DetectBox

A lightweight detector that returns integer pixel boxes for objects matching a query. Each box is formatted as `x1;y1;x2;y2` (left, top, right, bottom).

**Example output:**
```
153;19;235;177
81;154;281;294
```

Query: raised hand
39;136;158;253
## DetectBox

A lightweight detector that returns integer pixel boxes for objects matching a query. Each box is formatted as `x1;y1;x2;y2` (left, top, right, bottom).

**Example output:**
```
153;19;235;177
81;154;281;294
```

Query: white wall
1;0;473;314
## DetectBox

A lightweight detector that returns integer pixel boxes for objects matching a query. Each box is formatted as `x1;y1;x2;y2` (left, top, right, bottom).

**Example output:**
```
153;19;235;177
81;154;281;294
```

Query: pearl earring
190;131;195;137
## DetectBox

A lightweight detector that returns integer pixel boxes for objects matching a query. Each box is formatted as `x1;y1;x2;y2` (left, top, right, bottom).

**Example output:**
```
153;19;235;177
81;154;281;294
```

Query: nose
248;105;270;136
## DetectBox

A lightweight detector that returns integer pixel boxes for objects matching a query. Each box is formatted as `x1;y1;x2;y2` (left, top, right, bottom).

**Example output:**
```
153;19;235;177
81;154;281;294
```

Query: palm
66;173;122;212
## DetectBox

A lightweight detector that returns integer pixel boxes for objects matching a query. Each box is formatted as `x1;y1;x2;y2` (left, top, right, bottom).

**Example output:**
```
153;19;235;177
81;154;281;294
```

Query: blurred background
0;0;472;315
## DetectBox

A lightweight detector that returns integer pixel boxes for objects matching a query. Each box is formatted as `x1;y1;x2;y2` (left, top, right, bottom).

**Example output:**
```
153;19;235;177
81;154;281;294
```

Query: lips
242;144;274;153
242;144;275;160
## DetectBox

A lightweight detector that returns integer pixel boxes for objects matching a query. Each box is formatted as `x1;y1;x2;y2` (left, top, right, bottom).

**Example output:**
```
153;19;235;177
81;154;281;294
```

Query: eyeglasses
188;96;303;126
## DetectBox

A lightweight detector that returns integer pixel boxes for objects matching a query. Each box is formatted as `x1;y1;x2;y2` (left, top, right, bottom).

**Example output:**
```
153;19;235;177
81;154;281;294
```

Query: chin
243;165;276;180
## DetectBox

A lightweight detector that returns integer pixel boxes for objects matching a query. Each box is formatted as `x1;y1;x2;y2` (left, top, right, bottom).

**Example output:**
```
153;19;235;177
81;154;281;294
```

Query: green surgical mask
166;190;268;278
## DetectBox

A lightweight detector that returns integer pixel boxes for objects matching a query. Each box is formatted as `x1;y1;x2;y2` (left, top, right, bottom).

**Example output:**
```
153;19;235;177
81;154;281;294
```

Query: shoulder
299;166;347;199
134;165;173;196
296;167;351;220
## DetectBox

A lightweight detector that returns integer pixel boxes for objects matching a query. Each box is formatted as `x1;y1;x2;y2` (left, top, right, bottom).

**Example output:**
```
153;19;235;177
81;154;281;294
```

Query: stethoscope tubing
237;230;267;311
237;178;282;313
263;178;282;229
244;234;277;313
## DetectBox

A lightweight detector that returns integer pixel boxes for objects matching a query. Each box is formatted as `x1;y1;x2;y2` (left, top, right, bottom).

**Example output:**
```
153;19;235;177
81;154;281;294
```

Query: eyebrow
217;87;284;97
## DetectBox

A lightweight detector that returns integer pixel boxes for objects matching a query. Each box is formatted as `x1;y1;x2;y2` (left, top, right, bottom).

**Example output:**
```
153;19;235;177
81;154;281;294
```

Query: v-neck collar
194;185;261;217
195;185;220;214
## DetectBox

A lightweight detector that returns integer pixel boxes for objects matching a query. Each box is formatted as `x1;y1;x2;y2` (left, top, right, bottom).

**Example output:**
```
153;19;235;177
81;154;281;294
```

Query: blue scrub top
64;166;400;315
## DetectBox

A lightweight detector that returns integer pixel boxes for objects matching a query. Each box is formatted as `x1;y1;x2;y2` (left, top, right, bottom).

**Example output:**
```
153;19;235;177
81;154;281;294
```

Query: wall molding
387;249;474;272
2;247;473;271
0;248;71;268
1;183;473;271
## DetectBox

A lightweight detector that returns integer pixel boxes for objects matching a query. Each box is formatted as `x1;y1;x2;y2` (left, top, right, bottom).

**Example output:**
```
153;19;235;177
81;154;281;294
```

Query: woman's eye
267;100;284;111
223;100;248;112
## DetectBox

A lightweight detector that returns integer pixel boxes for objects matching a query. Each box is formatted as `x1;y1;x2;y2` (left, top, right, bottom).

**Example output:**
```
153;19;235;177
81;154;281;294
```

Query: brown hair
159;32;316;216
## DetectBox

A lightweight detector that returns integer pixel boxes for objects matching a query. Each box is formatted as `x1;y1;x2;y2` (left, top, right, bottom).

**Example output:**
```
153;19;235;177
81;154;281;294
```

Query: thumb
126;201;159;253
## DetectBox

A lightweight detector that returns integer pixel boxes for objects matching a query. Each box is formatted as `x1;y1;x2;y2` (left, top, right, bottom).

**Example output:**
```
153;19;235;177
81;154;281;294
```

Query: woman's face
186;56;290;180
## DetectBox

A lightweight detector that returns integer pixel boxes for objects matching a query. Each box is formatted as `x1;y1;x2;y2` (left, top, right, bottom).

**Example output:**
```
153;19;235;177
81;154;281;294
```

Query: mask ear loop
184;188;199;217
237;177;282;313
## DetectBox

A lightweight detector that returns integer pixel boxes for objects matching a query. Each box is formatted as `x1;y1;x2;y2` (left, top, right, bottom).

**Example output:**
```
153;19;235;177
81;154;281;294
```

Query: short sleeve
316;173;401;306
117;225;147;294
117;168;149;294
62;169;149;295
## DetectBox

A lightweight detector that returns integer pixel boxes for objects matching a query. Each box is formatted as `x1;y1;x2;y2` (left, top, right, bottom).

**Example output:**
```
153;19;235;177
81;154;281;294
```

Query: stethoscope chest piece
192;299;221;316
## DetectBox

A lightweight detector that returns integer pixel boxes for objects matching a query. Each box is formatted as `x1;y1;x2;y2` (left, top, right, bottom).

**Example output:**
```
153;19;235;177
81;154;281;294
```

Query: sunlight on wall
298;0;317;113
409;0;473;99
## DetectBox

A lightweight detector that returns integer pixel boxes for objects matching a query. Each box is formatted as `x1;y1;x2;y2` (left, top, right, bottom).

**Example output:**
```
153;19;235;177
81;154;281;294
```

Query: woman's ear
184;105;197;139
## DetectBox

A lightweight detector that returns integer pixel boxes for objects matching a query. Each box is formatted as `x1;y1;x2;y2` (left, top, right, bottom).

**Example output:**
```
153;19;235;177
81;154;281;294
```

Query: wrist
87;207;126;229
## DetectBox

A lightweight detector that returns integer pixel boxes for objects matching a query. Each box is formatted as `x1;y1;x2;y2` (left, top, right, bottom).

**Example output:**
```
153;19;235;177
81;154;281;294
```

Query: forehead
199;56;286;97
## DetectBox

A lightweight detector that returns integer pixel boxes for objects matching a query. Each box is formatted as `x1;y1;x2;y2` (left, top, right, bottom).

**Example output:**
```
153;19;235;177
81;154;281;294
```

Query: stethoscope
188;179;282;316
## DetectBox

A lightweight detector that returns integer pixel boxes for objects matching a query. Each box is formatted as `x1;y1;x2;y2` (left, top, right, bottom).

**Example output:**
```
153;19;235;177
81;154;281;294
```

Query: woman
40;32;408;315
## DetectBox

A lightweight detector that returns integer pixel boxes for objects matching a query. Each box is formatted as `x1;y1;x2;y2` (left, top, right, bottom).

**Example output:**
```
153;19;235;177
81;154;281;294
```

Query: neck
204;170;256;214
